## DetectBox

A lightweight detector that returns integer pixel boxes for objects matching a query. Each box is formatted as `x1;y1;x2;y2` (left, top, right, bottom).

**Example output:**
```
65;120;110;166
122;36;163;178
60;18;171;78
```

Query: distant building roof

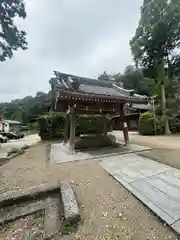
1;120;21;125
50;71;149;104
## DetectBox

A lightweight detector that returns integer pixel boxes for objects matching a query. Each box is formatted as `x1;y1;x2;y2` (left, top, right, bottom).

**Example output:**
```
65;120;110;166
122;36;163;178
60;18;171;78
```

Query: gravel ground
0;143;178;239
138;149;180;170
0;211;44;240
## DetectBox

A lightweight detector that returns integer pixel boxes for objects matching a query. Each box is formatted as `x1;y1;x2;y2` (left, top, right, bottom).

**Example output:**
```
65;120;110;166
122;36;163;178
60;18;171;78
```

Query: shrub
38;112;109;140
38;112;65;140
169;117;180;133
76;115;106;136
138;111;164;135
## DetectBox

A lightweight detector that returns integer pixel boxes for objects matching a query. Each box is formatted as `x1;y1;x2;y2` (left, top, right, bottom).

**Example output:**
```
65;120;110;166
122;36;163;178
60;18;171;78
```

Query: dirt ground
0;144;178;239
113;131;180;150
138;149;180;170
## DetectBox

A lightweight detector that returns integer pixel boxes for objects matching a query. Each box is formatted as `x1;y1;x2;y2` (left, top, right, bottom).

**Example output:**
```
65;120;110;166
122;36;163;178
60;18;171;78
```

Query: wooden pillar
103;115;108;136
120;103;129;145
69;106;76;151
64;115;70;143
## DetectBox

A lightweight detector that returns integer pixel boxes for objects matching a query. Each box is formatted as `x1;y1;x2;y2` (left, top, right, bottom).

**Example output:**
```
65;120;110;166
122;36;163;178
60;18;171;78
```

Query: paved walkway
99;153;180;235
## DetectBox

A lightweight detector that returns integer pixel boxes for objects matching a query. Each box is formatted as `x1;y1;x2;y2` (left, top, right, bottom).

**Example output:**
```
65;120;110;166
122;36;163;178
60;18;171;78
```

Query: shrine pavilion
49;71;149;150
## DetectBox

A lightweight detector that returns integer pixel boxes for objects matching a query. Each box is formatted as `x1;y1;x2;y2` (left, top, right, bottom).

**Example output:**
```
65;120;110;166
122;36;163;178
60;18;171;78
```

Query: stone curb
44;196;61;240
0;199;45;225
0;183;60;208
60;181;80;224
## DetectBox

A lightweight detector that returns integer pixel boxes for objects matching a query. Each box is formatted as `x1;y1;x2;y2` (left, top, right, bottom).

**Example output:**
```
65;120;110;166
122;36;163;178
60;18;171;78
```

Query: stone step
60;181;80;224
0;183;59;207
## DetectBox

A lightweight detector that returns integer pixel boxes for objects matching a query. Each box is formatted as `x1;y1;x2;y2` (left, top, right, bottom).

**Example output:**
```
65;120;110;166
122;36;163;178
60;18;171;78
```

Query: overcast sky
0;0;143;102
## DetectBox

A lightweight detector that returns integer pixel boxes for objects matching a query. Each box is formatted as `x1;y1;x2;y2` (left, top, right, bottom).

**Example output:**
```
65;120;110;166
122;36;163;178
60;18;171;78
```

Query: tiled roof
50;71;149;103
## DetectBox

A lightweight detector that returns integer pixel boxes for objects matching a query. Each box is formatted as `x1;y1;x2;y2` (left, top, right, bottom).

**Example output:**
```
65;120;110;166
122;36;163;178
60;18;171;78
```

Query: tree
121;65;155;96
98;71;112;81
0;0;27;61
0;91;52;124
130;0;180;134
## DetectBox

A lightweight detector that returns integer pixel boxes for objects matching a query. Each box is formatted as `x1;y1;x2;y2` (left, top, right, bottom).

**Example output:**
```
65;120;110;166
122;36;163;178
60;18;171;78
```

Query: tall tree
0;0;27;61
130;0;180;134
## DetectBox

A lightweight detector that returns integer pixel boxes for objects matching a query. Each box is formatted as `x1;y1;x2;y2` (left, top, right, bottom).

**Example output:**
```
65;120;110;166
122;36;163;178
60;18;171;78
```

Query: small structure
108;86;151;130
50;71;148;150
0;120;21;133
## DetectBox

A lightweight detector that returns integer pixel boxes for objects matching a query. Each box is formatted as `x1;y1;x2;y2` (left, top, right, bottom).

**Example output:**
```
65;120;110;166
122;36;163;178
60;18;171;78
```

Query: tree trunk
158;62;171;135
160;84;171;135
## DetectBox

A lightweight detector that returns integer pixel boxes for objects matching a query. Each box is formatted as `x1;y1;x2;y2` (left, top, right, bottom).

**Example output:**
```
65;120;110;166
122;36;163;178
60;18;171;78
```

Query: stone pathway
99;153;180;235
50;142;151;164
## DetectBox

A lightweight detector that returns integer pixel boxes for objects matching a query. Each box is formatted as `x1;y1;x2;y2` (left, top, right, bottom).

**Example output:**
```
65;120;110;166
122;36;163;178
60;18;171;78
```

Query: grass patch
60;220;79;235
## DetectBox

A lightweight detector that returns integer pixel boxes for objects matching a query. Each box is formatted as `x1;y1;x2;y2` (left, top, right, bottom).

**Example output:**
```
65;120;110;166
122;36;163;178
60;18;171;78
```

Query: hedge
38;112;65;140
138;111;180;135
169;117;180;133
76;115;106;136
138;111;164;135
38;112;109;140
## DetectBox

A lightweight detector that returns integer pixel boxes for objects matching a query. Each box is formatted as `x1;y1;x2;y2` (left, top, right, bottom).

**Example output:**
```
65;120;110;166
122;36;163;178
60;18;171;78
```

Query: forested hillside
0;91;52;125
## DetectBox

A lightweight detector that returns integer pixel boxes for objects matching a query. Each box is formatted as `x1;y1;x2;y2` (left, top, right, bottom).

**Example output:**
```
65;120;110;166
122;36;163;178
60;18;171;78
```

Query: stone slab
44;196;61;239
131;180;180;221
117;177;175;225
99;152;180;235
0;199;45;225
158;171;180;189
60;181;80;224
146;177;180;202
0;183;59;207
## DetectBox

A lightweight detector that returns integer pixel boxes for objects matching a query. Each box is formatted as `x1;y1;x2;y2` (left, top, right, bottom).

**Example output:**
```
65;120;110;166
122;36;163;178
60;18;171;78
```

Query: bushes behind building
138;111;180;135
138;111;163;135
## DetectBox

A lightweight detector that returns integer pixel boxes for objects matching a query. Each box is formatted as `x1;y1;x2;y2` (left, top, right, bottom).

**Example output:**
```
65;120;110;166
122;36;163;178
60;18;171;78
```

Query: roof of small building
0;120;21;125
50;71;149;104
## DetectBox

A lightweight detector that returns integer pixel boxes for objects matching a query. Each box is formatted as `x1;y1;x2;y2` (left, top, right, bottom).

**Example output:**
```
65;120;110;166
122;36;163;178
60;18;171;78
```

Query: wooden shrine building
50;71;148;150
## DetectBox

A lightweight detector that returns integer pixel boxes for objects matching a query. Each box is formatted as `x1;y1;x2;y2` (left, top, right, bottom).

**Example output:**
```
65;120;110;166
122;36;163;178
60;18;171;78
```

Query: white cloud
0;0;143;101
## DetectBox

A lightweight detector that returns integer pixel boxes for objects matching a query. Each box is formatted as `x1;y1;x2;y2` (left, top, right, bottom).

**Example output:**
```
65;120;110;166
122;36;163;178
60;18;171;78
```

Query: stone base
74;134;116;150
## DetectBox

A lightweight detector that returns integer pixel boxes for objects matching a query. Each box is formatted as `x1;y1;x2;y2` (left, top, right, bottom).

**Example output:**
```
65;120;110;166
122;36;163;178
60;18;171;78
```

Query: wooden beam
103;116;108;136
120;103;129;145
69;106;76;151
64;115;70;143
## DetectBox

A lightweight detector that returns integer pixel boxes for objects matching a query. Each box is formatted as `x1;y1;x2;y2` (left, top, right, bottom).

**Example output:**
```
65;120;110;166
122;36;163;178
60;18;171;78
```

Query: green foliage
130;0;180;134
130;0;180;68
138;111;164;135
0;0;27;61
169;117;180;133
38;112;65;140
121;65;155;96
98;67;155;96
76;115;106;136
139;111;180;135
38;113;108;141
0;91;52;125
